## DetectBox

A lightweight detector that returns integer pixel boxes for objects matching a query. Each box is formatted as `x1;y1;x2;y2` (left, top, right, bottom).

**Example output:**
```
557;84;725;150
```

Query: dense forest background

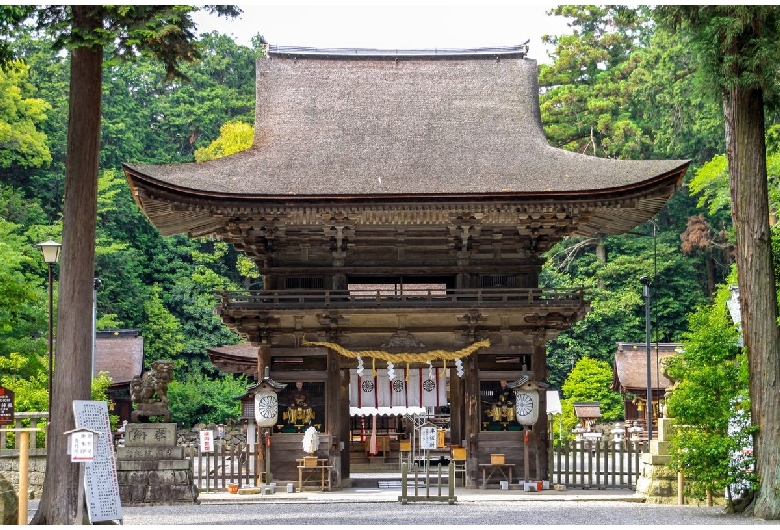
0;6;759;427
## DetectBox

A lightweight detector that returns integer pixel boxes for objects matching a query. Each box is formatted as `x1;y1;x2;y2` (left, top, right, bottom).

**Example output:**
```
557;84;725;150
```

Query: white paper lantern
514;388;539;426
254;385;279;427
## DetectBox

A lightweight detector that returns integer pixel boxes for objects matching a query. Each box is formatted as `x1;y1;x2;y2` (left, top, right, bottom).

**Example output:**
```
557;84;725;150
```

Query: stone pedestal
635;418;678;503
116;423;198;506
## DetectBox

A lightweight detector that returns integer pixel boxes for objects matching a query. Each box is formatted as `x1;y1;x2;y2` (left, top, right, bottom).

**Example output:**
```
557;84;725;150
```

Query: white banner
349;368;446;408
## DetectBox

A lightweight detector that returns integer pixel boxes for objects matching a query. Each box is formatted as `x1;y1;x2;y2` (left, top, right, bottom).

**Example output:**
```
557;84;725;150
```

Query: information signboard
73;400;123;523
199;430;214;453
420;425;437;450
0;387;13;426
70;430;96;462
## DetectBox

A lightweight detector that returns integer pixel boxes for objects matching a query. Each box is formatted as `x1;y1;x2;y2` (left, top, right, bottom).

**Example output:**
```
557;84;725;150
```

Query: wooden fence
549;438;649;490
183;443;265;492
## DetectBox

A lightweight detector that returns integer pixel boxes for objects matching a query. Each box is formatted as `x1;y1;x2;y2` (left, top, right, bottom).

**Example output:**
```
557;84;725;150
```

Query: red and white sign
199;430;214;453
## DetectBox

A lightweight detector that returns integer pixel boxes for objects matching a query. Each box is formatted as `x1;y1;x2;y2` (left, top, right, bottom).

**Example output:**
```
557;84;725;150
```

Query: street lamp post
36;240;61;418
640;275;653;441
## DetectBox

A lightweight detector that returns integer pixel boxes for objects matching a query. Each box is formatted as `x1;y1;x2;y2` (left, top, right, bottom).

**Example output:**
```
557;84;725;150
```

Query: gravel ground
118;500;779;526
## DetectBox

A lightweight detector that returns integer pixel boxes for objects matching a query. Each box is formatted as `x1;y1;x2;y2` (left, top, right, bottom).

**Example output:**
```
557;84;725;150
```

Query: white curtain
349;368;446;408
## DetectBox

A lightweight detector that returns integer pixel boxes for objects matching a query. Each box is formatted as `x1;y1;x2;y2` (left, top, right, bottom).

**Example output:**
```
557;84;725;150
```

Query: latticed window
285;277;325;289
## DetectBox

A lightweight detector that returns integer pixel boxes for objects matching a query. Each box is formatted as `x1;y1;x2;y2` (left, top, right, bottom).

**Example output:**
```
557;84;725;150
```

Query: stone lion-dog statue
130;359;174;422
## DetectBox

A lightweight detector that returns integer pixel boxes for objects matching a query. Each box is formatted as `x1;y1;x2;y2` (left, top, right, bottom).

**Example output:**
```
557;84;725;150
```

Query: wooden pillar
449;366;464;448
257;343;271;380
464;349;480;488
325;349;343;486
533;337;549;479
339;365;351;483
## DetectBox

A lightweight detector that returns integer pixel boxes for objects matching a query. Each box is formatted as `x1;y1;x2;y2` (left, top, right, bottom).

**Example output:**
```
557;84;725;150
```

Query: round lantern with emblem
249;368;287;427
507;376;542;426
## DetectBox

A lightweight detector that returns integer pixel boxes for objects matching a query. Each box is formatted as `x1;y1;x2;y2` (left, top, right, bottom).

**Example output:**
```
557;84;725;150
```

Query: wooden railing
0;412;48;455
549;438;648;490
217;287;588;311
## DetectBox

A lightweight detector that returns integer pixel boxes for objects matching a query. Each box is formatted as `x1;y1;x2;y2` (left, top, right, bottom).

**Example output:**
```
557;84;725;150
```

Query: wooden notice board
73;400;123;523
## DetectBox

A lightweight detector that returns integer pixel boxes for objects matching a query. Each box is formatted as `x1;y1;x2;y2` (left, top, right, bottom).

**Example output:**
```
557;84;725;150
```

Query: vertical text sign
73;400;123;523
420;426;437;450
0;387;13;426
200;430;214;453
70;431;95;462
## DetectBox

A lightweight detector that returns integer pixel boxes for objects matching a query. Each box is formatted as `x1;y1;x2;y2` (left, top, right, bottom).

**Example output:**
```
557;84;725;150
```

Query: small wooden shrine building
123;45;688;487
612;342;680;433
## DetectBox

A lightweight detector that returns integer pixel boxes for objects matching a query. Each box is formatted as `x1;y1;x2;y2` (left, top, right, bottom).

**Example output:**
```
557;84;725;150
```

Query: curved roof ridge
267;44;530;58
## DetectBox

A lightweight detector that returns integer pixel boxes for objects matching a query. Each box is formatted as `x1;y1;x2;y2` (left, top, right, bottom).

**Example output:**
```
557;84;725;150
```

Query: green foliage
91;370;119;431
688;154;730;216
140;284;185;371
655;6;780;97
0;61;51;169
543;227;709;388
665;275;756;503
559;357;624;435
167;371;247;428
194;120;253;162
0;208;50;410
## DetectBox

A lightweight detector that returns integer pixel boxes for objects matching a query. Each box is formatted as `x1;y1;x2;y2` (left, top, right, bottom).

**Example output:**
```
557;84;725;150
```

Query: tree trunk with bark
724;85;780;520
31;7;103;525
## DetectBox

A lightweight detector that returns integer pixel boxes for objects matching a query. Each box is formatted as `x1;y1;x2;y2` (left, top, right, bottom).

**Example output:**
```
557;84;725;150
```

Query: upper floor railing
217;287;588;311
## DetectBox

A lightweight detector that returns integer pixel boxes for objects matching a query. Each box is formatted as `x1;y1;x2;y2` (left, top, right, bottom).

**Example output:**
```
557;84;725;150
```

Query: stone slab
657;418;676;441
649;440;671;455
117;446;184;460
642;453;672;465
117;459;192;471
124;423;177;447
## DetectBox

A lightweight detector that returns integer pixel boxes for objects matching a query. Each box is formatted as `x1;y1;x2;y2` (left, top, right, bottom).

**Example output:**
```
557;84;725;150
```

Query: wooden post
17;430;29;525
523;429;530;482
678;471;684;505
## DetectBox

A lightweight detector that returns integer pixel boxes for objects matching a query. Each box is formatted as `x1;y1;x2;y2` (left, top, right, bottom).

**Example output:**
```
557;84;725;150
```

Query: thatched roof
123;45;688;238
612;342;680;393
94;329;144;384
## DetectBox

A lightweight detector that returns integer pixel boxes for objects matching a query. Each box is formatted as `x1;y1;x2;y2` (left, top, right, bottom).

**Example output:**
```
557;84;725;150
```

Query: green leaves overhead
0;62;51;169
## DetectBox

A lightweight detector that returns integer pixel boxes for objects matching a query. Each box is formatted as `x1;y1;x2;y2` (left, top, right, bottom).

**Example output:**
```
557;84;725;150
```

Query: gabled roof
612;342;680;393
573;401;601;419
123;45;688;238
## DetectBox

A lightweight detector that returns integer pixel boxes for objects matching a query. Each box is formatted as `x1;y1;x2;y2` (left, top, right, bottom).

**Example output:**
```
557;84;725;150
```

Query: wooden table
479;463;515;489
297;459;332;491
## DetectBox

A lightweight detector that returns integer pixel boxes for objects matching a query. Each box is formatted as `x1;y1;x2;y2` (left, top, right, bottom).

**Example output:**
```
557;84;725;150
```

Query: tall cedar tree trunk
31;7;102;525
724;86;780;519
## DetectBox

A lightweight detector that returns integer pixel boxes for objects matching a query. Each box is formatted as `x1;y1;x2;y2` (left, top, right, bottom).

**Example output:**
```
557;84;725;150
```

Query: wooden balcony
216;287;588;312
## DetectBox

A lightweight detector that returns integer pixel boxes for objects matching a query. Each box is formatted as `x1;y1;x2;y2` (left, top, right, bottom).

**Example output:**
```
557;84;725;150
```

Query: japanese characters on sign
0;387;13;426
73;400;123;523
199;430;214;453
420;426;437;450
70;431;96;462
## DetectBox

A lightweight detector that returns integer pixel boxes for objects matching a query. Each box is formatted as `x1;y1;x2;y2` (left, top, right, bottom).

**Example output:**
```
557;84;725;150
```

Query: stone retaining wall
0;452;46;499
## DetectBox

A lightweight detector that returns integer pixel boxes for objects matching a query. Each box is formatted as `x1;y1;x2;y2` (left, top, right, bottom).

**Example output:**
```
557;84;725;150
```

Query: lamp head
639;276;649;286
36;240;62;264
